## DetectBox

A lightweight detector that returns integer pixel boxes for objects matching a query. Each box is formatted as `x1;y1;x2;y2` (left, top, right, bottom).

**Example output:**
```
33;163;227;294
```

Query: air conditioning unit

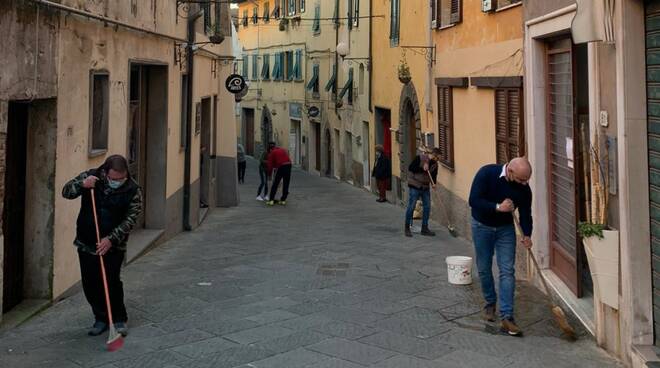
482;0;495;12
431;20;437;29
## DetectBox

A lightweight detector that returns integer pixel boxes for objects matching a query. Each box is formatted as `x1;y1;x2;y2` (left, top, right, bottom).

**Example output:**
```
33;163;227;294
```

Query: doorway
325;129;333;177
345;131;354;183
200;97;212;210
375;108;392;159
3;99;56;314
362;121;370;188
127;63;168;231
314;122;321;172
545;37;591;297
334;129;341;178
290;119;301;165
243;108;255;156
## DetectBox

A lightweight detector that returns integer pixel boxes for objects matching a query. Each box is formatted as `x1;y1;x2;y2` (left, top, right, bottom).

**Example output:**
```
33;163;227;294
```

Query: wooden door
646;0;660;346
547;38;580;295
2;103;28;313
128;66;148;228
315;123;321;171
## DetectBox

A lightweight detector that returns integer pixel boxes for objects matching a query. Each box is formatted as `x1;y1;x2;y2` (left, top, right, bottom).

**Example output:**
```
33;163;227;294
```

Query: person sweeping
404;148;440;237
62;155;142;340
266;142;292;206
468;157;532;336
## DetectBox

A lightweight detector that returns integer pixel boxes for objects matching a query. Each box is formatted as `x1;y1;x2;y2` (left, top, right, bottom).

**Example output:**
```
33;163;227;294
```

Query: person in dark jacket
62;155;142;337
256;148;269;201
372;145;391;203
404;148;440;237
468;157;533;337
266;142;292;206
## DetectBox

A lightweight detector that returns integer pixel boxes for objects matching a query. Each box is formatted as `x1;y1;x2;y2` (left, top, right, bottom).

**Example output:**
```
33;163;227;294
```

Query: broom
90;189;125;352
427;170;458;237
512;213;576;340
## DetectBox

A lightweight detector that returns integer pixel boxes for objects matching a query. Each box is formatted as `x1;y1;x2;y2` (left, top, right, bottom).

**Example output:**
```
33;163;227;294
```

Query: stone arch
398;81;422;183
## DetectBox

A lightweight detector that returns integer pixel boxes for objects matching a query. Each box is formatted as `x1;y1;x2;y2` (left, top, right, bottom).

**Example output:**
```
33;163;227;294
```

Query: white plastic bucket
446;256;473;285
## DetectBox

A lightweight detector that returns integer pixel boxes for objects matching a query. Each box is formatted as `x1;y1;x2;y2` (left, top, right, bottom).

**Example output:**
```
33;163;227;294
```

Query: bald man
468;157;533;337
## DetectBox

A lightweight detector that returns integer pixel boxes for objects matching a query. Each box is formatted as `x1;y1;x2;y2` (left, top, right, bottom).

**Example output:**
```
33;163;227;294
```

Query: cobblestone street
0;162;621;368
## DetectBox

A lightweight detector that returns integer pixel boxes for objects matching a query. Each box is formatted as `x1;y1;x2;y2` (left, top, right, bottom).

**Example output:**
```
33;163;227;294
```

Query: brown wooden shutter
437;86;454;168
495;88;524;164
450;0;462;24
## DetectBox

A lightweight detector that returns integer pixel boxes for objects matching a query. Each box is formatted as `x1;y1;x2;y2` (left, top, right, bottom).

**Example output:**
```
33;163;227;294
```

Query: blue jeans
405;187;431;227
471;218;516;320
257;167;268;196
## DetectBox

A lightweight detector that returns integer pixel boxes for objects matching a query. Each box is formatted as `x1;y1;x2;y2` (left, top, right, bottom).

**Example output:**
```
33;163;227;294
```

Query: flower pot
583;229;619;309
398;74;411;84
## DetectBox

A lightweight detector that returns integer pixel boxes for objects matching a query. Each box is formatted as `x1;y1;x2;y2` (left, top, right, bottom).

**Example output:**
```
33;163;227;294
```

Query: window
180;74;189;149
242;10;248;27
339;67;354;105
261;54;270;80
353;0;360;28
272;53;282;80
252;54;259;80
264;2;270;22
438;0;462;28
495;88;524;164
285;51;294;81
325;64;337;93
390;0;400;46
242;55;248;78
437;86;454;168
348;0;353;29
333;0;339;28
358;63;365;95
306;63;320;97
293;49;303;81
202;1;212;32
497;0;521;10
272;0;281;19
313;4;321;34
90;71;109;154
288;0;296;16
252;7;258;24
300;0;306;13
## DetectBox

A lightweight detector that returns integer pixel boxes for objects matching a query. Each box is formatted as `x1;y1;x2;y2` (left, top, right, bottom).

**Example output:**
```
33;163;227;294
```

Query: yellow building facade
236;0;372;187
430;0;524;237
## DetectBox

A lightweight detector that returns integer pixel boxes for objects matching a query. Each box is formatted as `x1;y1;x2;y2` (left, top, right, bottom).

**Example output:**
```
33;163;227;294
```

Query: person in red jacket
266;142;292;206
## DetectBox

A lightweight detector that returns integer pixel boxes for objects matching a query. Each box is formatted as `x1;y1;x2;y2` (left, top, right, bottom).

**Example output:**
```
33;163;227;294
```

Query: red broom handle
90;189;115;326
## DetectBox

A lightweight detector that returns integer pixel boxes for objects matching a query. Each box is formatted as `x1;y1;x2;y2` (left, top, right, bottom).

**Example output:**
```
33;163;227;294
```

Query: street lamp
336;42;349;59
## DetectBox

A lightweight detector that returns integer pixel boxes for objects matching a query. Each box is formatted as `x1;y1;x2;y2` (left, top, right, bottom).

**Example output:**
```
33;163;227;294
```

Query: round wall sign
225;74;246;94
308;106;320;118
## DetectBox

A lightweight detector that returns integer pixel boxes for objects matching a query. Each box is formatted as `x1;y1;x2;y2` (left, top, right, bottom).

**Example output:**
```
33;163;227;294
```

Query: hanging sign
225;74;247;94
308;106;320;118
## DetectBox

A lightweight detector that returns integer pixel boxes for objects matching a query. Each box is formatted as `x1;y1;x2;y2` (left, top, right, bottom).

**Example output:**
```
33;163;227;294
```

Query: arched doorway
325;128;333;177
398;82;422;200
261;106;273;150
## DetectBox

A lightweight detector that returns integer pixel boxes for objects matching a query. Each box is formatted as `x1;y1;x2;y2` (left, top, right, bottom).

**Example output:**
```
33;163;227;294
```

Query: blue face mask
107;178;126;189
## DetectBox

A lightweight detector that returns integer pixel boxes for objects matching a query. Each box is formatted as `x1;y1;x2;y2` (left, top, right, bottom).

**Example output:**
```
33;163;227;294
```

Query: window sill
440;162;455;172
438;23;457;31
88;149;107;158
496;2;522;12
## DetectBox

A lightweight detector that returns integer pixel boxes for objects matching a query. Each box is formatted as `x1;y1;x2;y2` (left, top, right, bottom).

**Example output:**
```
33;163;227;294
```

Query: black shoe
421;225;436;236
483;304;496;322
405;225;413;237
377;198;386;203
88;321;108;336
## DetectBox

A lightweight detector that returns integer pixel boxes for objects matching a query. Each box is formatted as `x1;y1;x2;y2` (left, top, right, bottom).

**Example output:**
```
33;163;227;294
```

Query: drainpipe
368;0;373;113
183;10;203;231
425;0;432;112
334;0;339;115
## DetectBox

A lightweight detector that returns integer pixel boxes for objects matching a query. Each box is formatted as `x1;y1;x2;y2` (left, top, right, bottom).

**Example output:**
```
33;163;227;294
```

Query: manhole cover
317;263;350;276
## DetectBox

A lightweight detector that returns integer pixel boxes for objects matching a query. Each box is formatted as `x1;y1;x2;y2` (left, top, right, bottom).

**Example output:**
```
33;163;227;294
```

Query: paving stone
236;348;330;368
196;318;261;336
192;345;276;368
282;301;333;316
253;330;331;353
312;321;379;340
359;331;454;360
133;329;214;351
372;316;451;339
169;337;240;359
301;357;366;368
370;355;447;368
276;313;335;330
113;350;192;368
429;349;512;368
400;295;460;310
223;325;294;344
307;338;397;366
245;310;300;325
392;307;448;323
321;307;387;325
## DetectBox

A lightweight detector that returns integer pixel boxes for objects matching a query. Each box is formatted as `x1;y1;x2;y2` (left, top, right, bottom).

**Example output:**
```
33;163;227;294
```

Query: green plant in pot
579;127;619;310
398;52;411;84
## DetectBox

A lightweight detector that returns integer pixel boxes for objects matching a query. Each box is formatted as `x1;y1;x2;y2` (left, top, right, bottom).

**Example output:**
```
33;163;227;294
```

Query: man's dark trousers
269;164;292;201
78;249;128;324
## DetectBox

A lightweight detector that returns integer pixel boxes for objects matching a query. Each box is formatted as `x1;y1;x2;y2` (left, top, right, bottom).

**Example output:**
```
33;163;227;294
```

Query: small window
252;7;258;24
261;54;271;80
90;71;109;154
285;51;294;81
252;54;259;80
242;10;248;27
264;2;270;22
497;0;521;10
313;4;321;34
339;68;354;105
333;0;339;28
300;0;306;13
272;0;281;19
288;0;296;16
353;0;360;28
306;63;320;97
495;88;524;163
389;0;400;46
439;0;462;28
437;86;454;168
325;64;337;93
242;55;249;78
180;74;189;149
293;49;303;81
358;64;365;95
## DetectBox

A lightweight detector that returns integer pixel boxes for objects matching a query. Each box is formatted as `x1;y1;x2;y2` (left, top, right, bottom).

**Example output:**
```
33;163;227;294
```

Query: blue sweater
468;164;533;236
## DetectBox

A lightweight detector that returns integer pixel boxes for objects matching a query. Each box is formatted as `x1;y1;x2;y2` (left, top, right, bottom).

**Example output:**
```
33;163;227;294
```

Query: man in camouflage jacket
62;155;142;337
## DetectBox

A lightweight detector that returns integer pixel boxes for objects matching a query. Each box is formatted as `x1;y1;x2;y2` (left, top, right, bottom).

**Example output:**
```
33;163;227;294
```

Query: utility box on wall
482;0;495;12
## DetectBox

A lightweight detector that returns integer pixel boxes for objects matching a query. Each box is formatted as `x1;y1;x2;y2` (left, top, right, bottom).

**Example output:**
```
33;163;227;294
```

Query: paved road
0;160;621;368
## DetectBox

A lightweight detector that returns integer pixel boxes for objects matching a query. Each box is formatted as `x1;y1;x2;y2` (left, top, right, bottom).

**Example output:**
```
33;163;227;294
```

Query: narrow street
0;161;620;368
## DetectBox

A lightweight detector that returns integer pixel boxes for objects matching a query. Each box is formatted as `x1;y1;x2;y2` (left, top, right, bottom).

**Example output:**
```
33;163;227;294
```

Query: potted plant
578;127;619;310
279;17;289;31
398;52;411;84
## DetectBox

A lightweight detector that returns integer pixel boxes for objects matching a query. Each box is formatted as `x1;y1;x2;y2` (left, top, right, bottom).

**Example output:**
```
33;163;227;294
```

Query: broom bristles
552;306;576;339
106;325;125;352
